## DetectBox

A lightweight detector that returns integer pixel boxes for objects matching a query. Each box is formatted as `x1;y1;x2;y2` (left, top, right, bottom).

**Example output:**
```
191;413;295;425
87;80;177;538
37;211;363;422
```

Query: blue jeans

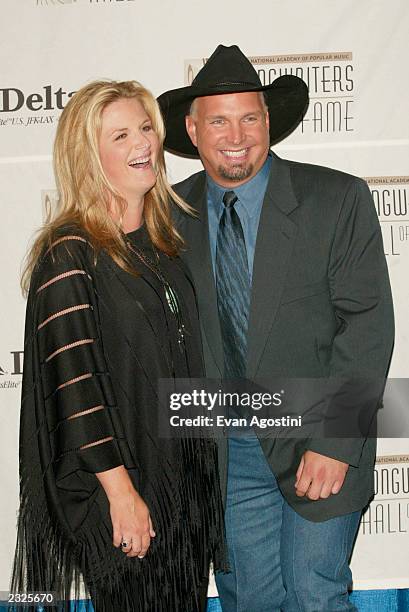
215;435;361;612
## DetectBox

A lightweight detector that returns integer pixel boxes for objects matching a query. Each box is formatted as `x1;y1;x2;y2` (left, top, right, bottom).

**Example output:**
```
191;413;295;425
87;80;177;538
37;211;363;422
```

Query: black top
12;224;226;611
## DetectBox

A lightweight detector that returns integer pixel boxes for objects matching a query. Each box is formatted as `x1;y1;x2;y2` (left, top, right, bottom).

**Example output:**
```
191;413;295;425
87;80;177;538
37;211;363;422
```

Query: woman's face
99;97;160;205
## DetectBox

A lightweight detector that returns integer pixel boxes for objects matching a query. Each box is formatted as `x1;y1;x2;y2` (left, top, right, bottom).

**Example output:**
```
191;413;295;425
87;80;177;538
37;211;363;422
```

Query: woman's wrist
95;465;136;502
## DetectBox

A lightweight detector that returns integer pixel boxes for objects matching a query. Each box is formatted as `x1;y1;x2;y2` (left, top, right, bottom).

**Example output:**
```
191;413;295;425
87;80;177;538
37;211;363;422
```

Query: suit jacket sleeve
306;177;394;466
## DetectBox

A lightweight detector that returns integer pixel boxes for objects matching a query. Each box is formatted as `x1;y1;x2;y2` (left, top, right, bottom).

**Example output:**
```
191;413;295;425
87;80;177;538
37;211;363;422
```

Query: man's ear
185;114;198;147
265;110;270;131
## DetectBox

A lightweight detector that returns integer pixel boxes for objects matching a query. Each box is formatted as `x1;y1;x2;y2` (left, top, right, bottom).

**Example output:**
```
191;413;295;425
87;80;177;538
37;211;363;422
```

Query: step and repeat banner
1;0;408;596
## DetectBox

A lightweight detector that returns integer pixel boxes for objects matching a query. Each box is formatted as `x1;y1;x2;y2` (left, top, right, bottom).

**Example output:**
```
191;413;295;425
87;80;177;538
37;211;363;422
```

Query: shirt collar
206;152;272;218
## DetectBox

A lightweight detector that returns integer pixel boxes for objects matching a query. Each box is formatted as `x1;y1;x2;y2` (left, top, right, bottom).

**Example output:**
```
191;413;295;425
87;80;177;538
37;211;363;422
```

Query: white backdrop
1;0;408;593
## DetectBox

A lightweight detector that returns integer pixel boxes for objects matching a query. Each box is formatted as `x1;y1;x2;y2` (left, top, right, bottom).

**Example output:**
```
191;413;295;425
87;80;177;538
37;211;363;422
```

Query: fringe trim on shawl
11;438;228;612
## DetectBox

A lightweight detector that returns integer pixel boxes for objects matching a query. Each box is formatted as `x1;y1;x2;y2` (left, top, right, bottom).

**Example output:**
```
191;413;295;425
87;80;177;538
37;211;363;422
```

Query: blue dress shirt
206;153;272;283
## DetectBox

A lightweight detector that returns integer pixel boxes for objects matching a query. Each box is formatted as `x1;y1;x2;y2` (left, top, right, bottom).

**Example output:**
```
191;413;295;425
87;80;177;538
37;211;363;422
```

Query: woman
11;80;226;611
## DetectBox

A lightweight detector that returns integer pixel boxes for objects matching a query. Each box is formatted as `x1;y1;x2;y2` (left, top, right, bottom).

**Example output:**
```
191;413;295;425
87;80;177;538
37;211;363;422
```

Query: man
158;45;394;611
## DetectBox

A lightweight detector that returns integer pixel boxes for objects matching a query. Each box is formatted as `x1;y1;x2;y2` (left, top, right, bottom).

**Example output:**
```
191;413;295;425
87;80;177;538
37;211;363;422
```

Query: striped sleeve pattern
32;235;124;481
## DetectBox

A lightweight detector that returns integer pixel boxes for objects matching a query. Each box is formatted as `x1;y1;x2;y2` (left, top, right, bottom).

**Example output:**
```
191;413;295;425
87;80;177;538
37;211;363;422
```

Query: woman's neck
110;196;145;233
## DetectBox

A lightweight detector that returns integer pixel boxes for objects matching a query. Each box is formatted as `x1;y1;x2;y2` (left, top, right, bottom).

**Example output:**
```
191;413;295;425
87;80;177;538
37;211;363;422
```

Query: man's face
185;91;270;187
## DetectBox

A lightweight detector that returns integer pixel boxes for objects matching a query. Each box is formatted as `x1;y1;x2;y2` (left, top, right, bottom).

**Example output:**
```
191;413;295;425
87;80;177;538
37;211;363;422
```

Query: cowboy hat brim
158;75;309;158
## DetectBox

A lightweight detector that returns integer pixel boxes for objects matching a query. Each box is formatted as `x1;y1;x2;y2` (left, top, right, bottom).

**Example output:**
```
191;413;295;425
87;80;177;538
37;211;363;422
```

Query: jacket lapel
180;173;224;376
246;155;300;378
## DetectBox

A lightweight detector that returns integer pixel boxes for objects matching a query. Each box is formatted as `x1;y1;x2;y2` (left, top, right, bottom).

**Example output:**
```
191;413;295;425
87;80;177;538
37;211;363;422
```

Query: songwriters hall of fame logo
36;0;76;5
185;51;355;137
42;190;59;221
36;0;136;4
365;176;409;258
359;455;409;536
0;351;23;390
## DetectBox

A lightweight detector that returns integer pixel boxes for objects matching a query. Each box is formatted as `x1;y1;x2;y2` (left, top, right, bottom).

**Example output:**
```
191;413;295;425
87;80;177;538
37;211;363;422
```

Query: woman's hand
110;488;156;558
95;465;156;558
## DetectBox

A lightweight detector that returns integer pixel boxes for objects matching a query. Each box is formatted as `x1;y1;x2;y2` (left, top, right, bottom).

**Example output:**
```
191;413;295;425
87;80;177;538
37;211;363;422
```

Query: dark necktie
216;191;250;378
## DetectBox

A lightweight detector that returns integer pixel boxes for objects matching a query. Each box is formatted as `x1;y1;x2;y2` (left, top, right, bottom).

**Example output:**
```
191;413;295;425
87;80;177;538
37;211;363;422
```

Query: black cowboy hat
158;44;309;158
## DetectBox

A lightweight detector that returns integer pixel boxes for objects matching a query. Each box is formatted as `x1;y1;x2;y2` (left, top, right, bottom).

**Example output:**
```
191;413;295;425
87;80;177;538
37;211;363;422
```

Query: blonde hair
22;80;193;293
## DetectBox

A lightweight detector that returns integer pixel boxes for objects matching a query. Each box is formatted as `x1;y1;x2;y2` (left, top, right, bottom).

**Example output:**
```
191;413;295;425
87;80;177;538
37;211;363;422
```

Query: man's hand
295;450;349;500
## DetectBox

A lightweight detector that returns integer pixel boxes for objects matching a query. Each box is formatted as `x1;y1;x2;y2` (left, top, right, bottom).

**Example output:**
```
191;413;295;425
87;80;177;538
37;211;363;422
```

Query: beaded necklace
127;240;186;350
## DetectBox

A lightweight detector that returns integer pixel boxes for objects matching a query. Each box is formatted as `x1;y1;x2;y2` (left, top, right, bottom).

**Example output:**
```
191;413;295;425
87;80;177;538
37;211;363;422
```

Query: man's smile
219;148;249;161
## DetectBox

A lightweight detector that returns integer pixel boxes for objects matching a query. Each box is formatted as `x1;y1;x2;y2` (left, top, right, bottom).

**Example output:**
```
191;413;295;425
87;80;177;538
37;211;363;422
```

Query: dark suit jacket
173;152;394;521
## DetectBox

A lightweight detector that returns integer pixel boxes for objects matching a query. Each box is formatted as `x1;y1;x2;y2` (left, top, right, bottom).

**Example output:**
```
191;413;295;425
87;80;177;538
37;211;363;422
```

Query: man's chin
217;163;254;183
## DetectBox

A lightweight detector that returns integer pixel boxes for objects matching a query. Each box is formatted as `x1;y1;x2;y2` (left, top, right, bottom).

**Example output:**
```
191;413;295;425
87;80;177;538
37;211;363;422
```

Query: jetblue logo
0;351;24;376
0;351;23;390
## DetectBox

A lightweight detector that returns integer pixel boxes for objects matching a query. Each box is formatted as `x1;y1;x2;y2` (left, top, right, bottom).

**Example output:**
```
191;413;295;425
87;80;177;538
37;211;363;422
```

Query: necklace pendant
130;242;186;351
165;285;178;316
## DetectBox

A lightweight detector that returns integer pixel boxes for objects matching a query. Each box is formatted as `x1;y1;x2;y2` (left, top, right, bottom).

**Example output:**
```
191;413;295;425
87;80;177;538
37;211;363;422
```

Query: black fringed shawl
11;226;227;611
